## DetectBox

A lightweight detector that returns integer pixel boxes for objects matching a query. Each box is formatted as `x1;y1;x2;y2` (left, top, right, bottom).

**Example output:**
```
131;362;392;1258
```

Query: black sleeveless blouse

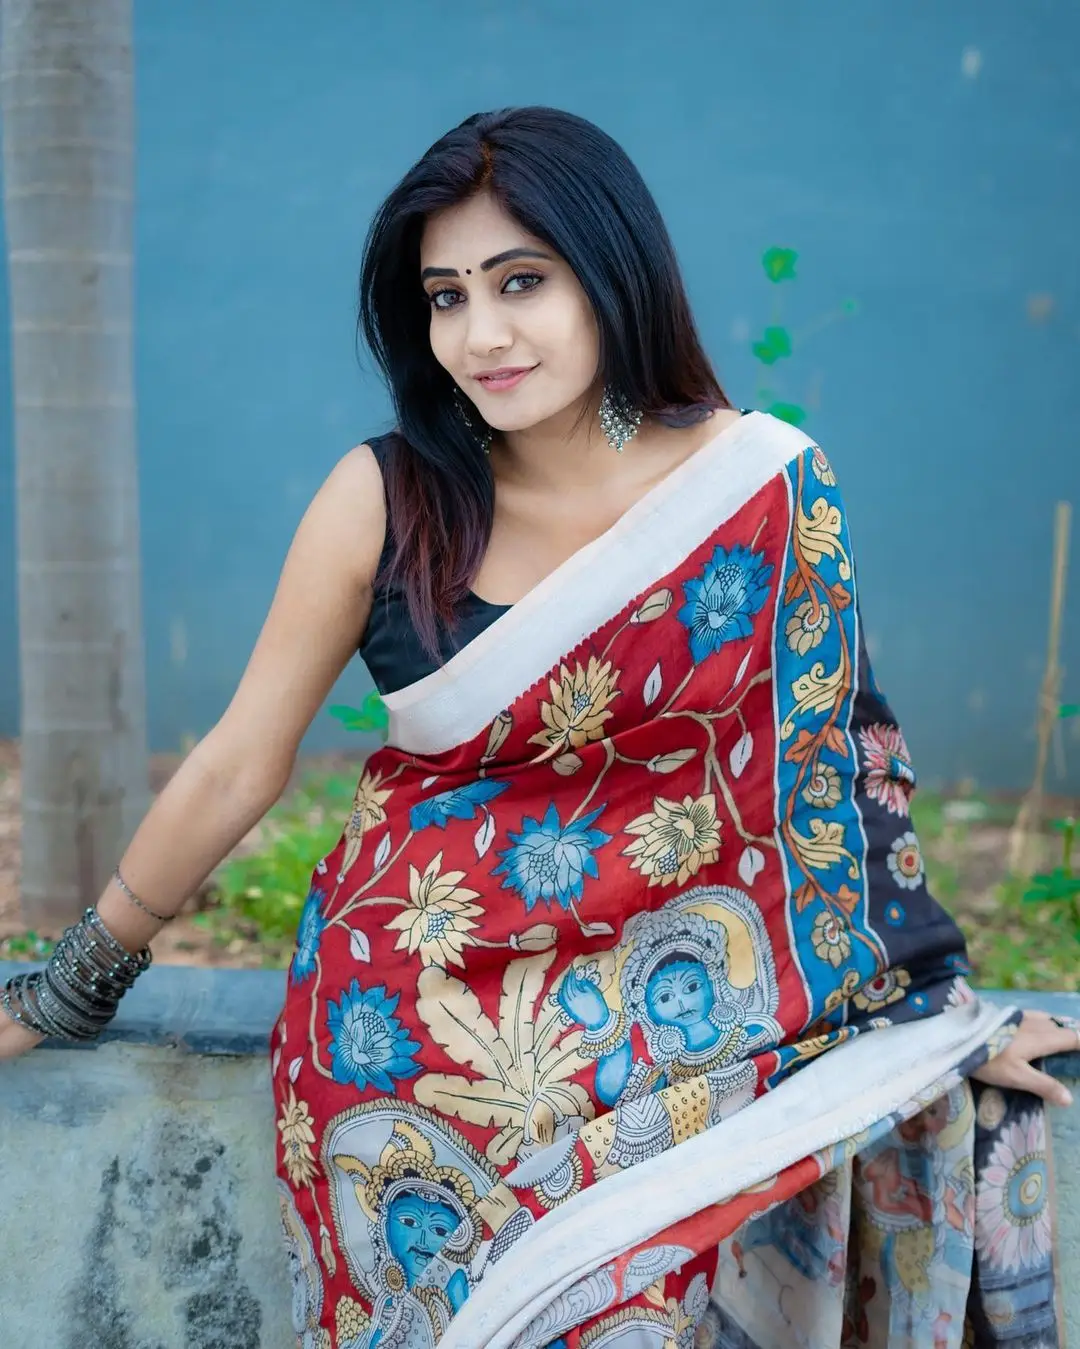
358;433;510;696
358;413;751;695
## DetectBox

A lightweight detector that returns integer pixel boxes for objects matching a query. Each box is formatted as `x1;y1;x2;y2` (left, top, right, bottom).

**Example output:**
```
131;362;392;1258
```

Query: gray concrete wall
0;966;291;1349
0;967;1077;1347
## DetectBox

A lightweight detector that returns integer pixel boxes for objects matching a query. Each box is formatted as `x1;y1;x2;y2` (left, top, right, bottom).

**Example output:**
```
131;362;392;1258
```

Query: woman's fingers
1018;1010;1080;1057
1002;1059;1074;1109
972;1053;1071;1107
971;1010;1079;1108
0;1009;46;1060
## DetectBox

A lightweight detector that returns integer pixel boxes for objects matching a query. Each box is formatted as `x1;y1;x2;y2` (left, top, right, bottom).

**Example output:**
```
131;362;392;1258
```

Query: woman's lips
473;366;536;392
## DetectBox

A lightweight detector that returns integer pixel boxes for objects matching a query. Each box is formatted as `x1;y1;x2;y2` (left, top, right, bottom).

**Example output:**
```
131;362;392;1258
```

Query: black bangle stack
1;907;152;1041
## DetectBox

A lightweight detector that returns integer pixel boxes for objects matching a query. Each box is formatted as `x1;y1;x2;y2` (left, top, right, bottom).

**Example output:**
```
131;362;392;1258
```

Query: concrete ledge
3;961;1077;1073
0;961;287;1057
1;965;1077;1349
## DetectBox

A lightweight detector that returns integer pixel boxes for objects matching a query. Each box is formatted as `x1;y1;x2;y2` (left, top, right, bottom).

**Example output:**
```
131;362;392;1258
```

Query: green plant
911;788;1078;992
0;931;56;962
1021;815;1080;931
329;691;388;736
750;246;858;426
199;771;357;964
968;870;1080;992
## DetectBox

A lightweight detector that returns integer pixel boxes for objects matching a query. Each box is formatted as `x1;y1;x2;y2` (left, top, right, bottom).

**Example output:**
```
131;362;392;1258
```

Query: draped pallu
271;413;1060;1349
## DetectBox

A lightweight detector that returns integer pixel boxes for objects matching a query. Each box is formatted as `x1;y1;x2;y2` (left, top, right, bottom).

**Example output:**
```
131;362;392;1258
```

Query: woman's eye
503;272;542;294
429;289;461;311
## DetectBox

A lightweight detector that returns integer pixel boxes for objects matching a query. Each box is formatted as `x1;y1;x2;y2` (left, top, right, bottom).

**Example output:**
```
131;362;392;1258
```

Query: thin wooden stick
1008;501;1072;875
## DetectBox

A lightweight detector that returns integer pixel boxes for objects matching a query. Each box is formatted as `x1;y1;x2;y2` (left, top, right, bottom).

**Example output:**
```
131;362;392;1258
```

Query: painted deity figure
556;890;782;1106
332;1121;482;1349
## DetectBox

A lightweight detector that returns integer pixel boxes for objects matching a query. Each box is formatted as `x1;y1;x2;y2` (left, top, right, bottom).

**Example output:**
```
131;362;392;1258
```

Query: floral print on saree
270;413;1060;1348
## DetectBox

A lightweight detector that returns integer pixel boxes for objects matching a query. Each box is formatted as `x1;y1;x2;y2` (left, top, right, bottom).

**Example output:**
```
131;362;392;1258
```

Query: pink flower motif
858;723;915;816
975;1112;1051;1274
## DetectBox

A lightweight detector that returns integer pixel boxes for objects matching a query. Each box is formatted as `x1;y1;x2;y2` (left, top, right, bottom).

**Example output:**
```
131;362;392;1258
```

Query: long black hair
358;106;731;656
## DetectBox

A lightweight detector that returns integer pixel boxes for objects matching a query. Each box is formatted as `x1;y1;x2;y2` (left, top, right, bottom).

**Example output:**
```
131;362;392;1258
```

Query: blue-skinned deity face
386;1188;461;1287
645;957;715;1029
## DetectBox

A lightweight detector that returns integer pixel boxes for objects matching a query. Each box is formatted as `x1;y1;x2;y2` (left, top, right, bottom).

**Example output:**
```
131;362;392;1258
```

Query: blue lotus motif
410;778;509;831
493;802;611;912
290;887;327;986
326;980;422;1093
678;544;774;663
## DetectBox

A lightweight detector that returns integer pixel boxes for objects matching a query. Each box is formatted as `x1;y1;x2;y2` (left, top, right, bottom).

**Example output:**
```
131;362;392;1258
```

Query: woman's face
419;191;601;434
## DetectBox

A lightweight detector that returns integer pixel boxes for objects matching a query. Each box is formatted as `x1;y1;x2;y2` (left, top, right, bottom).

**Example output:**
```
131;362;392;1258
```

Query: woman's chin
482;406;546;434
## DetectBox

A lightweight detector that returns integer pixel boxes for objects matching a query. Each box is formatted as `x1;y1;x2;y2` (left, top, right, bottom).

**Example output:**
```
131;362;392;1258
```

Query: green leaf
329;690;388;733
762;247;798;282
766;402;806;426
750;326;793;365
1023;868;1080;903
1059;703;1080;719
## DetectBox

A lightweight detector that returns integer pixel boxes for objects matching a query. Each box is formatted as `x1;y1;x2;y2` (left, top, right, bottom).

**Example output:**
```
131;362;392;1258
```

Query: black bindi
465;268;472;275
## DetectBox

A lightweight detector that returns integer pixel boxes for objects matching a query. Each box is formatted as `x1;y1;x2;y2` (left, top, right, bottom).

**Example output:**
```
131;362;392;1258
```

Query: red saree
270;412;1060;1348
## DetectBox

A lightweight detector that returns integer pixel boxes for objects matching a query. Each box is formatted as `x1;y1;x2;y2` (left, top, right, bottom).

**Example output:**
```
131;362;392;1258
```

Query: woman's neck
493;399;734;496
493;388;614;492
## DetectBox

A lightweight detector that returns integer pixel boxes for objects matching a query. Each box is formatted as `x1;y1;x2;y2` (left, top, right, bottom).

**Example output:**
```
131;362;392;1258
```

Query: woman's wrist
95;872;177;954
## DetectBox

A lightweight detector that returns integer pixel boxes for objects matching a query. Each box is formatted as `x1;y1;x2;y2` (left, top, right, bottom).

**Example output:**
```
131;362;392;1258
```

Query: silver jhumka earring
454;387;492;455
598;387;644;453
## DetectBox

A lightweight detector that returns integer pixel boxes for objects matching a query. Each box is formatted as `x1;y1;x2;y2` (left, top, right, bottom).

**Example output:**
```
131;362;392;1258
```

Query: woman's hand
971;1010;1078;1108
0;1004;45;1060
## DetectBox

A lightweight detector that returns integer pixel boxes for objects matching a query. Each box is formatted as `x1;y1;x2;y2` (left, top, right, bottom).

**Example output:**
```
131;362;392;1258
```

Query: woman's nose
465;298;512;355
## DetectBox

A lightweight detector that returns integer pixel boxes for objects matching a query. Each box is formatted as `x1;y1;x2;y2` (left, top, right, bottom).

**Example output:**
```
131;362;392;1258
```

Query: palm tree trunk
1;0;149;926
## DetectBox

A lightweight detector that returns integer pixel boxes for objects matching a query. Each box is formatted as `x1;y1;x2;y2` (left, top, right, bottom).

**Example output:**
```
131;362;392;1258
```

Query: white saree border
439;998;1015;1349
382;410;808;757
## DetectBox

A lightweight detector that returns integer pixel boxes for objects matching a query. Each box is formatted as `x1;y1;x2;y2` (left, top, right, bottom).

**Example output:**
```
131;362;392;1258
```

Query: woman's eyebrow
420;247;553;282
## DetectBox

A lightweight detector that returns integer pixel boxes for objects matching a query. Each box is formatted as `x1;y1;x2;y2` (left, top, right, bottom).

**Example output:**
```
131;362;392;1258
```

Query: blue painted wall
1;0;1077;789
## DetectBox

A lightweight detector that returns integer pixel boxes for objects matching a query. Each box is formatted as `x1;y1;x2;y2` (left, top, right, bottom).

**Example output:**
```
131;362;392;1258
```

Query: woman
2;106;1077;1349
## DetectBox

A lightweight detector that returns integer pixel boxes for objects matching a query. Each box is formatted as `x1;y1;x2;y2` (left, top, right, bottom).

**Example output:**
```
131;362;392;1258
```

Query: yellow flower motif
338;769;395;880
853;966;912;1012
529;656;620;750
277;1086;318;1188
811;909;851;968
785;597;832;656
623;793;722;887
384;852;483;968
349;768;393;834
802;761;843;809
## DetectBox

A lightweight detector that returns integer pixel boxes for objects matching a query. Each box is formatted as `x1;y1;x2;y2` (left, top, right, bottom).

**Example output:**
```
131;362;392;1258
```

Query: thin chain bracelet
112;867;175;924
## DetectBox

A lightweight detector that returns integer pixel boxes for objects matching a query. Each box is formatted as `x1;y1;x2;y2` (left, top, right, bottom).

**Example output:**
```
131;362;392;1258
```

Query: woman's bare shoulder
311;441;388;580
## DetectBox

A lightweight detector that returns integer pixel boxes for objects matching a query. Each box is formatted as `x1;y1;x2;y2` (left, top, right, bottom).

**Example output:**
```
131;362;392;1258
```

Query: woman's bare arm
0;443;386;1054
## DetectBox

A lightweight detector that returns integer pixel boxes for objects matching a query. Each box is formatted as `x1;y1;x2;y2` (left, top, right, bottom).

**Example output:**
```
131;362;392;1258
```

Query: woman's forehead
420;194;540;266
